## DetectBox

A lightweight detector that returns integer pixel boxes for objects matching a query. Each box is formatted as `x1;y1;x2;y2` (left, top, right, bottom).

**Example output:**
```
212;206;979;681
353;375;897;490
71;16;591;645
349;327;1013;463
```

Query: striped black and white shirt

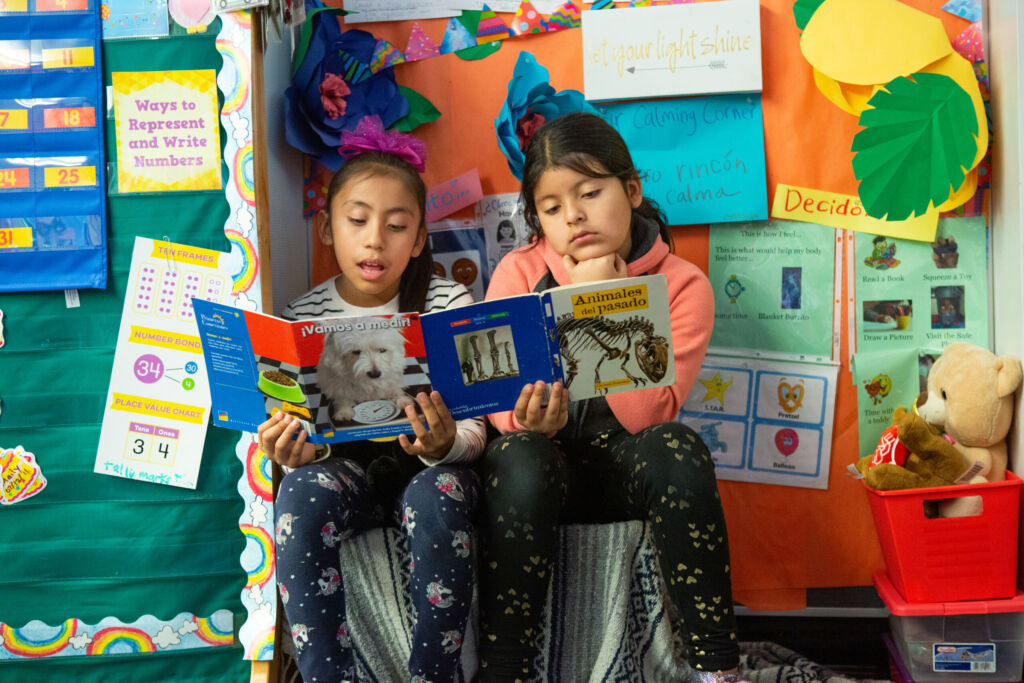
281;274;484;466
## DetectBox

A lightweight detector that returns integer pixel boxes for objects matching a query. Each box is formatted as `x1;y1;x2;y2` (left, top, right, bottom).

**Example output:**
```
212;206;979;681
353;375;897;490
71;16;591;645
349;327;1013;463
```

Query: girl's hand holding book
514;380;568;434
257;412;318;469
398;391;457;461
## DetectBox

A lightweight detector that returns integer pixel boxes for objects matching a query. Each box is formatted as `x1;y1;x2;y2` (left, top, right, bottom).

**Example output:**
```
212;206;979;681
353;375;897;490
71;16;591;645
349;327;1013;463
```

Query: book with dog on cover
192;273;673;443
192;300;432;443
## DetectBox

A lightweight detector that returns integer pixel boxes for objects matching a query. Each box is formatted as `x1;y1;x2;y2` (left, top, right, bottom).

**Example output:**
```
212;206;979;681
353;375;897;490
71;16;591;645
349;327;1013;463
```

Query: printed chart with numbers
677;355;838;489
95;236;232;488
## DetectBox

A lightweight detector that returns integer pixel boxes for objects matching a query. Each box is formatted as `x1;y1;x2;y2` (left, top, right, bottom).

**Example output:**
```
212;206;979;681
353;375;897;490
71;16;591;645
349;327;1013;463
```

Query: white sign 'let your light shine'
581;0;762;102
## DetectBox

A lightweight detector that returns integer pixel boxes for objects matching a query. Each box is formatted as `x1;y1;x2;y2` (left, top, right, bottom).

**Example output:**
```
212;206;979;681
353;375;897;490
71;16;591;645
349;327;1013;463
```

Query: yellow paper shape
772;183;938;242
812;69;879;116
935;168;978;213
917;52;988;171
801;0;952;86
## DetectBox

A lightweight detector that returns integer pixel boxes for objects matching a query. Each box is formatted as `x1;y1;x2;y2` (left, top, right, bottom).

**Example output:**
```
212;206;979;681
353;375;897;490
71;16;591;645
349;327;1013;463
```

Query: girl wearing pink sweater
478;112;741;682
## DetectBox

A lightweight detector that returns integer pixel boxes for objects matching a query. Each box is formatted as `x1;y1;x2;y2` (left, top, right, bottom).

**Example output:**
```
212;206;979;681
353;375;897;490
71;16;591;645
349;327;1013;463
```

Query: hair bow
338;115;427;172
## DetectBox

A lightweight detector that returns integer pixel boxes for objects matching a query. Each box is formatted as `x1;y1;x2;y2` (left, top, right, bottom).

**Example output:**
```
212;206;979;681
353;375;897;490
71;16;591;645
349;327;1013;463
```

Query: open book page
543;274;675;401
194;299;430;444
420;294;556;420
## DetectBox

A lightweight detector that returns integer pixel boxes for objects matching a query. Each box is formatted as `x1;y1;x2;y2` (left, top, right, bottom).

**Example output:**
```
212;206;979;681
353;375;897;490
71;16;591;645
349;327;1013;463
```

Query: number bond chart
0;0;107;291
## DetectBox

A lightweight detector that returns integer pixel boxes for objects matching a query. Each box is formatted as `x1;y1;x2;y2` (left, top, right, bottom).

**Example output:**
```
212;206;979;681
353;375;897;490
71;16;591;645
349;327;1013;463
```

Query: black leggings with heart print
476;421;739;680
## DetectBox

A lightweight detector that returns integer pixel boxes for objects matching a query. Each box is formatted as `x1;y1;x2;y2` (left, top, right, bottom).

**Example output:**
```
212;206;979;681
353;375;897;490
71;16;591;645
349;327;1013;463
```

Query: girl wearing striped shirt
258;118;484;683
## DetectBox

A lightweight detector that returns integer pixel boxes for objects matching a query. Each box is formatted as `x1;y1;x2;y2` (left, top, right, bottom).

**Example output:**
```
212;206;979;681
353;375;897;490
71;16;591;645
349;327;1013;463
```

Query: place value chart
95;237;232;489
0;0;107;291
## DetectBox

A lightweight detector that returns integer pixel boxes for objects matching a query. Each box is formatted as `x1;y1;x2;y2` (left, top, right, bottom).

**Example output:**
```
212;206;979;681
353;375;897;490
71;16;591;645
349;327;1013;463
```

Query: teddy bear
916;342;1022;484
856;404;967;491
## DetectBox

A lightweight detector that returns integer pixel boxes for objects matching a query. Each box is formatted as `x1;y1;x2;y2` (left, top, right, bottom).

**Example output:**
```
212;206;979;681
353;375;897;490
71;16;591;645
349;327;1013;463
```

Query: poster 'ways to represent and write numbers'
95;236;233;489
0;0;107;292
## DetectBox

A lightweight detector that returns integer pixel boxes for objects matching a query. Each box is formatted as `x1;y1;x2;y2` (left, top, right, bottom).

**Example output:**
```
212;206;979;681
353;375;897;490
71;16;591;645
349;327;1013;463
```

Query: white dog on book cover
317;326;414;423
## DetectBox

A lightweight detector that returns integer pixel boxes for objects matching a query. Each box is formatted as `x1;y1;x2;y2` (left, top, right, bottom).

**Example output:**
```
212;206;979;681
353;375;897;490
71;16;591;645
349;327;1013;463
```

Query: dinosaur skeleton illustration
555;314;669;391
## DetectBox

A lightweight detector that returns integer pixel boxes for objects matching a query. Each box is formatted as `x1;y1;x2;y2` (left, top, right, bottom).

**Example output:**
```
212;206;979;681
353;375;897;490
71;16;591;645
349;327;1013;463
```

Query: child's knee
634;422;717;486
402;466;480;517
480;431;566;500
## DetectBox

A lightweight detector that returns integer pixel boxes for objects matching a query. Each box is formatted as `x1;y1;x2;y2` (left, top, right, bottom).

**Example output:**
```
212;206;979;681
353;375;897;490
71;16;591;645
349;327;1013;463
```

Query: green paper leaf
392;85;441;132
456;9;481;34
294;8;350;77
792;0;826;31
456;40;502;61
851;72;978;221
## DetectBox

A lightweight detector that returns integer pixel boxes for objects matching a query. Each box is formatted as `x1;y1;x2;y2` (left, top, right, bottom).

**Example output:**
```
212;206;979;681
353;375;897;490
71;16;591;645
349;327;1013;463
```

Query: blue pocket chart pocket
0;0;107;291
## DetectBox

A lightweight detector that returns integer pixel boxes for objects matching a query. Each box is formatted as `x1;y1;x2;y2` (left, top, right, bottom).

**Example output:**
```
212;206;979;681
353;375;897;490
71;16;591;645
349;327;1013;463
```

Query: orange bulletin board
312;0;977;610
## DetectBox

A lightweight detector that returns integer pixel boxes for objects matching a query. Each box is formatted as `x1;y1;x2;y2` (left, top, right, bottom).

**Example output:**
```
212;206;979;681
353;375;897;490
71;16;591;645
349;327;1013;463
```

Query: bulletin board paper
112;69;222;193
597;95;768;226
95;236;232;489
580;0;762;101
677;355;839;489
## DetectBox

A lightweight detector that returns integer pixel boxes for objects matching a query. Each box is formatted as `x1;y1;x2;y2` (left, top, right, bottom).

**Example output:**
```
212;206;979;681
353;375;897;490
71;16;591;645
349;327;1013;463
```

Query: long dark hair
324;152;433;313
520;111;672;248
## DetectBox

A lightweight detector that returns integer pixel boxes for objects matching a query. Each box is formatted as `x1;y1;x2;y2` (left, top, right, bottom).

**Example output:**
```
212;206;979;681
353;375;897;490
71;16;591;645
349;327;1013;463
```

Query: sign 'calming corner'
581;0;762;102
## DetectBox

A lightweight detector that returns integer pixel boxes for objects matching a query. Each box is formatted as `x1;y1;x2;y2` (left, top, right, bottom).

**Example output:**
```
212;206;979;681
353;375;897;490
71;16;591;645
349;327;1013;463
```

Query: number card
0;0;107;291
95;236;234;489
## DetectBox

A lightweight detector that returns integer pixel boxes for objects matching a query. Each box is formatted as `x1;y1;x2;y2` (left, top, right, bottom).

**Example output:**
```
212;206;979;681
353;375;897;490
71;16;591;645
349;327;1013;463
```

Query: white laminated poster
94;236;232;488
581;0;762;102
677;355;838;489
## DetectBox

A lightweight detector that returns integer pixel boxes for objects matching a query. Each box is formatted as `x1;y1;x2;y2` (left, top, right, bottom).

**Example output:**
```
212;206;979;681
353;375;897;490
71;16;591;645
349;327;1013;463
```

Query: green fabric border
0;22;248;682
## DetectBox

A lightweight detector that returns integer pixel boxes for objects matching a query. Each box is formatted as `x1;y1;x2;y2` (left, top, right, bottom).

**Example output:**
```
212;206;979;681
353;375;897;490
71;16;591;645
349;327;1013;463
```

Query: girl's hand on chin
563;253;627;283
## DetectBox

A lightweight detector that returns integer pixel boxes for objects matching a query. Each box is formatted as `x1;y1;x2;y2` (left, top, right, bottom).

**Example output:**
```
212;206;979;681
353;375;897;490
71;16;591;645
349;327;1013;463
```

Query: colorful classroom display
0;0;107;291
0;0;1001;675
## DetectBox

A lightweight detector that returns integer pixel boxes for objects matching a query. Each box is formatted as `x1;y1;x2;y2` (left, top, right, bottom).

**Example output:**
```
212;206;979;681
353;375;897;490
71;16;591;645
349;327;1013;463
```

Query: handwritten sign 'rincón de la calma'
581;0;762;102
112;70;222;193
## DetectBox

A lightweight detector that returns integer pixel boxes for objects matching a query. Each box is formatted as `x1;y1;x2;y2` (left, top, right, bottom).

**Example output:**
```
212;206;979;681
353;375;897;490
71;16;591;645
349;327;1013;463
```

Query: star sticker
700;372;732;405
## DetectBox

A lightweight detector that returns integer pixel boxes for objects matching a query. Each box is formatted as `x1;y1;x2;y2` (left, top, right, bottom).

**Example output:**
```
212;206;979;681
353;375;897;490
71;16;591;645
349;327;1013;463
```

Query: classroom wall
266;0;1001;610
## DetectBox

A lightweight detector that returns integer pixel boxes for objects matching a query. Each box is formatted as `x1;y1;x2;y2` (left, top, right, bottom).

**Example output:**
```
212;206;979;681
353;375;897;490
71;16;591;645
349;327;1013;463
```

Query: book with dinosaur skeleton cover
420;274;674;419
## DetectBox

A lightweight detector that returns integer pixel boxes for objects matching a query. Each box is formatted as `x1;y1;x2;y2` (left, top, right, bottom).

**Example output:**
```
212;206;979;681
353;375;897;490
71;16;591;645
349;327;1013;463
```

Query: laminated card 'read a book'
193;274;673;443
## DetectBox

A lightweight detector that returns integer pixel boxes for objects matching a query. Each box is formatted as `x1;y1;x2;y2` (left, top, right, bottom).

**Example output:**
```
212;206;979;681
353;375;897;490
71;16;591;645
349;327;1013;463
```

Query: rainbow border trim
0;611;234;660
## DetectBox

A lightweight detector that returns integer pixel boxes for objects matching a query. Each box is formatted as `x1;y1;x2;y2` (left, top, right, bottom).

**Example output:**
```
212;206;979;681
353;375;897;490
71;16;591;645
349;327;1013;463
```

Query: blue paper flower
285;19;410;170
494;52;597;180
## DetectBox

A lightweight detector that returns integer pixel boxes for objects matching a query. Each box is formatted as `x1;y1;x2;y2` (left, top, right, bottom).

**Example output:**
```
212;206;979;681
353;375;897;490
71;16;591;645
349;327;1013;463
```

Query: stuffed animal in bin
857;342;1022;497
856;404;966;490
917;342;1022;484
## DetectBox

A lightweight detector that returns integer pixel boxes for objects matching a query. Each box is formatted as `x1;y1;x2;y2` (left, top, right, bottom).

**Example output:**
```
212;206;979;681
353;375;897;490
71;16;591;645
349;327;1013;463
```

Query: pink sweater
485;233;714;435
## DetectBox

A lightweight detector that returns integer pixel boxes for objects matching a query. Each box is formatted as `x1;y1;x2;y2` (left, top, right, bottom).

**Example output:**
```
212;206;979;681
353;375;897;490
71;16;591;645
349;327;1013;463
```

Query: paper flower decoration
494;51;596;180
285;19;410;170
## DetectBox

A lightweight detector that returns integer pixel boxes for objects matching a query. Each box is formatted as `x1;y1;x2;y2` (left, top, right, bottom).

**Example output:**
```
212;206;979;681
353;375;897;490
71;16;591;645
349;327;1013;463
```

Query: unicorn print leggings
275;452;479;683
476;422;738;680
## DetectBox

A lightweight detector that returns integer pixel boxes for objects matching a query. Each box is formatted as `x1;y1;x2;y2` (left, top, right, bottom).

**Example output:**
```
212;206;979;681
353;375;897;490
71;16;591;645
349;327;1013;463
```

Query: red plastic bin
863;471;1022;604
